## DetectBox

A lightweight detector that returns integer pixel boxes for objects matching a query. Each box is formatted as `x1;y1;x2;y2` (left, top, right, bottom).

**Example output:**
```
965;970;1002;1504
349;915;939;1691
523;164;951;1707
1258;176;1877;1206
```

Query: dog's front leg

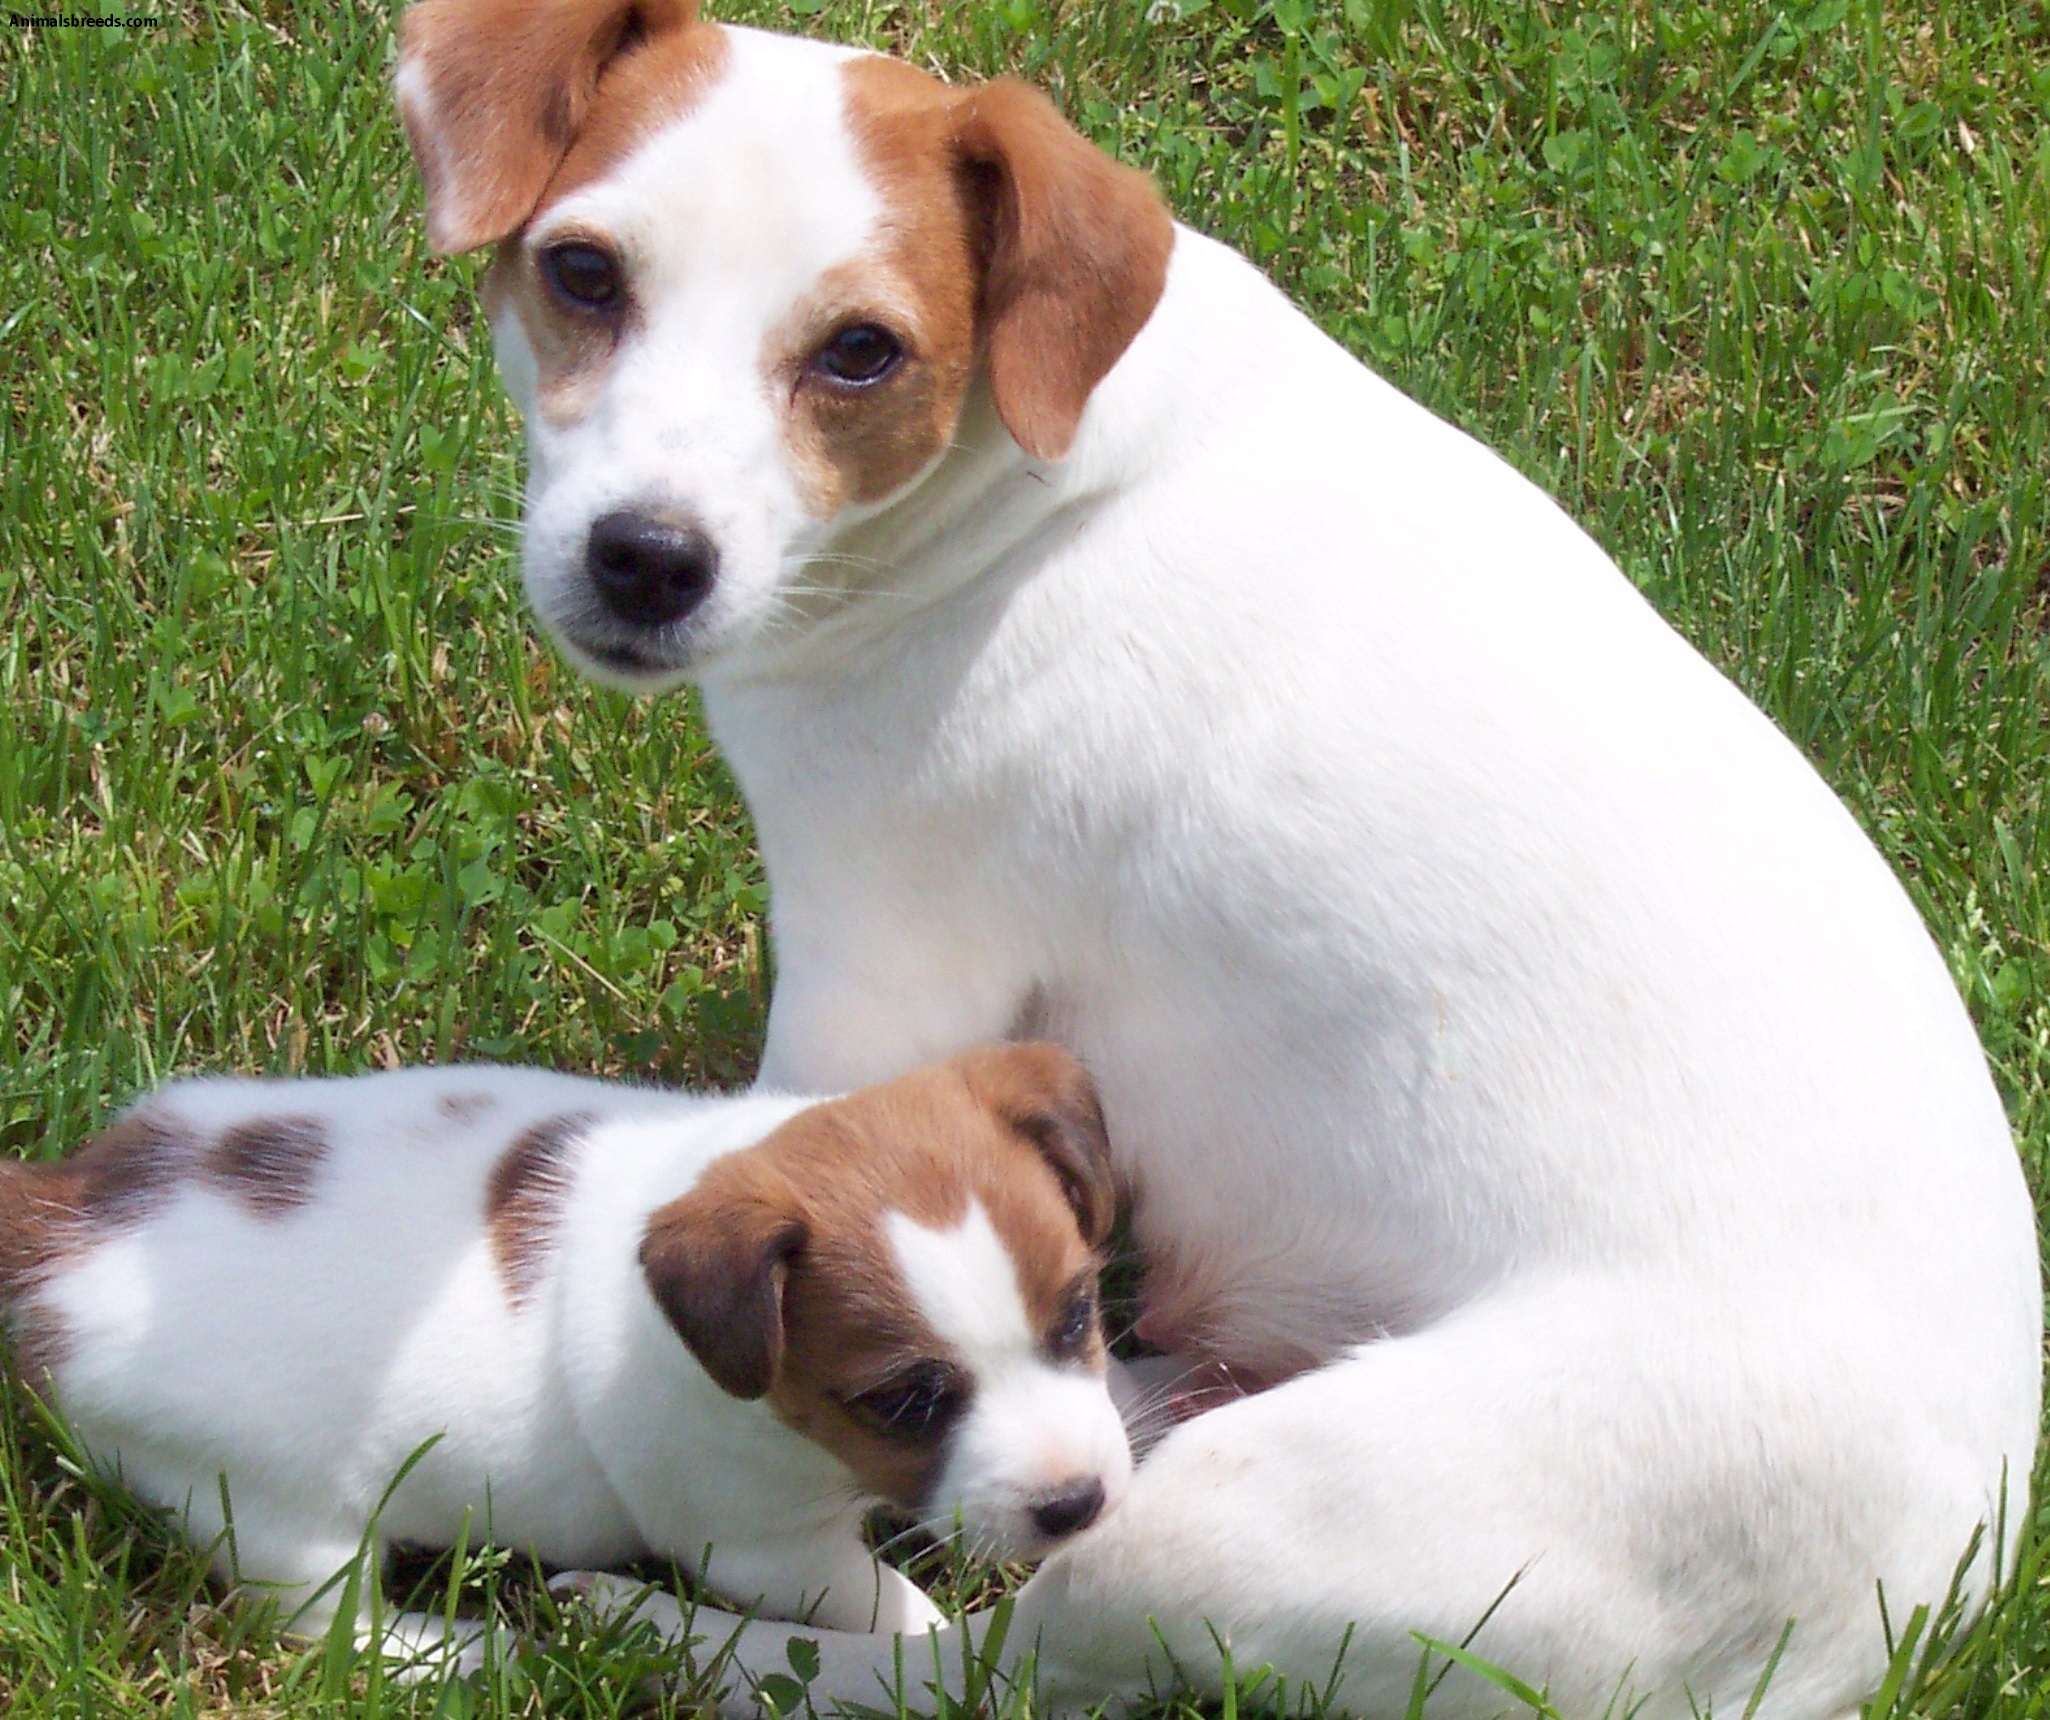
568;1584;974;1720
556;1571;958;1717
556;1536;942;1651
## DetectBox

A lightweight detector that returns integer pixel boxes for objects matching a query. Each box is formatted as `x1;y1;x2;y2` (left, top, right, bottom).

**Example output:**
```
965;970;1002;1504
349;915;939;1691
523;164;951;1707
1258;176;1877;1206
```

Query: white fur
887;1204;1133;1561
15;1066;1124;1664
470;25;2039;1719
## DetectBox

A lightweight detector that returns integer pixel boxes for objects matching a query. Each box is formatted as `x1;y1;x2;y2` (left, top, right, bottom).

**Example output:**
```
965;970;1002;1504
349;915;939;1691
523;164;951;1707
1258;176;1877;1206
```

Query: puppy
0;1046;1129;1660
393;2;2041;1715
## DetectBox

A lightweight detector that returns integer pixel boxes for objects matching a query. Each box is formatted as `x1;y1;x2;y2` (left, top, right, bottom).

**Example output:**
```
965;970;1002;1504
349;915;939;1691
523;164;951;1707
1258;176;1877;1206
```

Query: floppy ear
950;80;1174;462
639;1175;806;1400
955;1043;1119;1246
396;0;697;253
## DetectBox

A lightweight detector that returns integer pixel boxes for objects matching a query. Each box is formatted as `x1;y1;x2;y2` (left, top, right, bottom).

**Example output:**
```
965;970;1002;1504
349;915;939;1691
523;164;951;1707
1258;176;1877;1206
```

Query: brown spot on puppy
5;1301;71;1395
486;1112;593;1306
0;1112;194;1294
639;1045;1116;1509
438;1090;498;1123
71;1111;197;1228
0;1109;196;1387
207;1116;328;1218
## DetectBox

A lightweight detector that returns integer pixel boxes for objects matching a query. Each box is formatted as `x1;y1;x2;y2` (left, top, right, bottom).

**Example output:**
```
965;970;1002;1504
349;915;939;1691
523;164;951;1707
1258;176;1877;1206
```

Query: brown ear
639;1174;805;1400
396;0;696;253
950;80;1173;462
955;1043;1118;1246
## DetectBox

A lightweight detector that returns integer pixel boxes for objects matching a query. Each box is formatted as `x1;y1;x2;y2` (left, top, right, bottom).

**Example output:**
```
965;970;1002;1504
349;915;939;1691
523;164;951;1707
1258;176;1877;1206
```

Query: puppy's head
638;1044;1131;1562
395;0;1172;684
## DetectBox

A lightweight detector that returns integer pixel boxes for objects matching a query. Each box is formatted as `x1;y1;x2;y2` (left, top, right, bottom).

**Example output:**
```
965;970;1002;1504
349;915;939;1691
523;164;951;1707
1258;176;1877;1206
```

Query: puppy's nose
1028;1477;1106;1540
587;510;718;628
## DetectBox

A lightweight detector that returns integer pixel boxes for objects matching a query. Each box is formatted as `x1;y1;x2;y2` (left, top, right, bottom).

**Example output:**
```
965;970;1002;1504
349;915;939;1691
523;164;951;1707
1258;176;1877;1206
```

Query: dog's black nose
587;510;718;629
1028;1477;1105;1540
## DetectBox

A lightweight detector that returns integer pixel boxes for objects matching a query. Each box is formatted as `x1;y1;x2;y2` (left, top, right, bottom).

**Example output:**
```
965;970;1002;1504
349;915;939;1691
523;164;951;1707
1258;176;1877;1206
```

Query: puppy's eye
847;1361;966;1439
814;323;903;386
543;243;623;310
1046;1280;1099;1361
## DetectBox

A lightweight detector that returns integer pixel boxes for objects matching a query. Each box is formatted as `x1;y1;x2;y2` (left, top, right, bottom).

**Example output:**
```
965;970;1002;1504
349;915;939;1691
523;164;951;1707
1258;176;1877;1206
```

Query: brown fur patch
0;1112;193;1290
772;57;1173;514
396;0;706;253
950;79;1174;461
532;19;730;211
6;1302;71;1394
639;1046;1114;1509
475;21;730;430
768;57;985;517
438;1090;498;1123
486;1112;592;1306
0;1109;196;1386
206;1115;327;1218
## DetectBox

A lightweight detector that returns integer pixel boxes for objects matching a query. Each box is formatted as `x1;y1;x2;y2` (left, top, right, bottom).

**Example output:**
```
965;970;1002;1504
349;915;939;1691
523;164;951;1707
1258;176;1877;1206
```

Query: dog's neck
696;226;1249;689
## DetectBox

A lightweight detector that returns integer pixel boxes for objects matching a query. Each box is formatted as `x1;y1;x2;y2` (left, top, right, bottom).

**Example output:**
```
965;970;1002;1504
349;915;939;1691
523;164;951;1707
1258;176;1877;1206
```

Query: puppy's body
0;1053;1130;1655
392;7;2041;1714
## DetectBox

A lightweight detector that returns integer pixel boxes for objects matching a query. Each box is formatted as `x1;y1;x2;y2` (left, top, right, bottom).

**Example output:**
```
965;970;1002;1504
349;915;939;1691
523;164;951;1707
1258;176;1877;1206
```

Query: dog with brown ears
392;1;2040;1714
0;1047;1129;1667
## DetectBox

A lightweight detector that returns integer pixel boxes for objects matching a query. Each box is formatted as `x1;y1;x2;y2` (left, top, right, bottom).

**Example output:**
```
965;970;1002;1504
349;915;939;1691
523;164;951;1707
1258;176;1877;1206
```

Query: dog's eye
543;243;623;311
847;1361;966;1439
1046;1280;1099;1362
814;323;903;386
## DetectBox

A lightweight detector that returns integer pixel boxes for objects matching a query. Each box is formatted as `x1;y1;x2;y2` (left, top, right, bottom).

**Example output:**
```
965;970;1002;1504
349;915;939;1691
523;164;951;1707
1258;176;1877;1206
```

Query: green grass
2;0;2047;1712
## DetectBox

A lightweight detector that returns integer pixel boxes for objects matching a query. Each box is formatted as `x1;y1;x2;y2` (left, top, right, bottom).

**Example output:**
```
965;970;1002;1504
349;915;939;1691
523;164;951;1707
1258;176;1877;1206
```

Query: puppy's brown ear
396;0;697;253
956;1043;1118;1246
950;80;1174;462
639;1171;805;1400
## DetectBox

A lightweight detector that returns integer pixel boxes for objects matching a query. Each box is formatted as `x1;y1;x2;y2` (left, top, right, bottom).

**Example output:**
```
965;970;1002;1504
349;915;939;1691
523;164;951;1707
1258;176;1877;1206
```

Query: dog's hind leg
182;1482;487;1676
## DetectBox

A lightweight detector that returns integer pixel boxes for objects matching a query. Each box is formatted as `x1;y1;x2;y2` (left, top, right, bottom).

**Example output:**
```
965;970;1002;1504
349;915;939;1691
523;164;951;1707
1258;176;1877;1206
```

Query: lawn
2;0;2047;1713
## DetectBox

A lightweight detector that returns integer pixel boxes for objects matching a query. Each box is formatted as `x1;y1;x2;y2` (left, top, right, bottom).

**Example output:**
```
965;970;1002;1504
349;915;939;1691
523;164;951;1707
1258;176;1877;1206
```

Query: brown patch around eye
769;56;984;519
703;1055;1112;1510
206;1115;327;1218
489;240;630;429
478;23;731;431
763;1228;958;1511
777;1368;956;1512
486;1112;592;1306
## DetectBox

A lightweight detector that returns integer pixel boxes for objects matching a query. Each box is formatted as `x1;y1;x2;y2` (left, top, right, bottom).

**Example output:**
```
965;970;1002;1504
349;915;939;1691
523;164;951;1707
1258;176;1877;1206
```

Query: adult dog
395;1;2040;1713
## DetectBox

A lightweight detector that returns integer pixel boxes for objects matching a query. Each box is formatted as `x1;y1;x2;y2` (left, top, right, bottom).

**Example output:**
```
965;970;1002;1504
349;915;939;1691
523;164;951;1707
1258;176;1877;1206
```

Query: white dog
394;1;2041;1713
0;1048;1129;1660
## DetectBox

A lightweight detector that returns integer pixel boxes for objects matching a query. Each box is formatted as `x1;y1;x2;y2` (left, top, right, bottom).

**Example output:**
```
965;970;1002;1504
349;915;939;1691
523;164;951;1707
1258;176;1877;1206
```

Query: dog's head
638;1043;1131;1561
396;0;1172;684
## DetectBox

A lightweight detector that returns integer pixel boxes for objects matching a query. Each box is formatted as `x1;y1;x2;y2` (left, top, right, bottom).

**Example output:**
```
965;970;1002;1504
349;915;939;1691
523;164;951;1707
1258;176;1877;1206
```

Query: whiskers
1110;1348;1255;1458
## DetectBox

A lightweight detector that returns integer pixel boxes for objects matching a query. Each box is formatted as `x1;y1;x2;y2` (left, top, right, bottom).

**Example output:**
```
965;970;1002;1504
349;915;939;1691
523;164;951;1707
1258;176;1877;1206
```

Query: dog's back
0;1066;713;1567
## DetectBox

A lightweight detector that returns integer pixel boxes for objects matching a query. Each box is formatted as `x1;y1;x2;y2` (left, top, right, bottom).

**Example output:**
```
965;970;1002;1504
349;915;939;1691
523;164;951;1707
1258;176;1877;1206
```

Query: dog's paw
546;1570;692;1637
372;1609;496;1683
